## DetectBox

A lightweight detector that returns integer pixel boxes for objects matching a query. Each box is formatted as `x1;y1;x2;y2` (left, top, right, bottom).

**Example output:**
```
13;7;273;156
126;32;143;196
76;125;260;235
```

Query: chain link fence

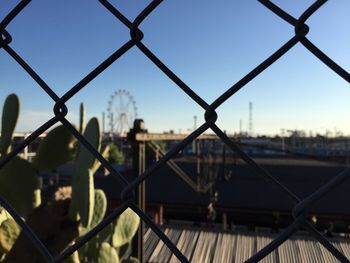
1;0;350;262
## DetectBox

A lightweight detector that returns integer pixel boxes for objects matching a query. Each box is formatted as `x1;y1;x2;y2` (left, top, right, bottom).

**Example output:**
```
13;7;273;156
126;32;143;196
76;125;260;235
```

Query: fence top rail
134;133;220;141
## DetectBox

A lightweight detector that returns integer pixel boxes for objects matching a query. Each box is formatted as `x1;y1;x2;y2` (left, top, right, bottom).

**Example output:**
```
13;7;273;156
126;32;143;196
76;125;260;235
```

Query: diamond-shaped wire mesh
0;0;350;262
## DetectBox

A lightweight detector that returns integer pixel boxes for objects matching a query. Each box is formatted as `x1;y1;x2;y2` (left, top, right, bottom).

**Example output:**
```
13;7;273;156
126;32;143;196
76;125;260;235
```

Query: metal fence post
128;119;147;262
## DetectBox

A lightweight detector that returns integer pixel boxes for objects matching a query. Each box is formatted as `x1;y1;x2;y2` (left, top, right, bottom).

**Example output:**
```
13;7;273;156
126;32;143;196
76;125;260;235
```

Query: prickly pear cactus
32;125;75;171
33;188;42;209
69;118;100;227
0;94;19;156
90;189;107;229
90;144;110;175
77;190;107;261
123;257;140;263
111;208;140;248
98;242;119;263
4;199;79;263
0;156;39;215
78;235;99;263
78;188;107;260
0;209;11;226
0;219;20;254
76;117;101;169
96;222;113;243
117;242;132;262
63;251;80;263
70;169;94;228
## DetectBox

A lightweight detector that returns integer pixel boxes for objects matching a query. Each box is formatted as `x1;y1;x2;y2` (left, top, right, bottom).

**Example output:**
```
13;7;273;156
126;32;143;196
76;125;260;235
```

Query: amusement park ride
106;89;138;137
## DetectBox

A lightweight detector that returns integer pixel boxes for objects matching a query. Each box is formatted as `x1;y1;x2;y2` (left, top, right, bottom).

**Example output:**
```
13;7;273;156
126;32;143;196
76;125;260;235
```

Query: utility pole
239;119;242;136
249;101;253;137
281;128;285;154
192;115;198;153
102;112;105;134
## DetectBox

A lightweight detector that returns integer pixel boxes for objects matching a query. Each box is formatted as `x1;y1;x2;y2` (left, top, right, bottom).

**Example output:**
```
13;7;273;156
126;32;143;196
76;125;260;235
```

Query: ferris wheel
107;90;137;136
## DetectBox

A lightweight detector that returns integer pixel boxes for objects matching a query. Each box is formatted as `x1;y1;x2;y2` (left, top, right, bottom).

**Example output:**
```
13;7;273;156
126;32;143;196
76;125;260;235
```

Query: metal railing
1;0;350;262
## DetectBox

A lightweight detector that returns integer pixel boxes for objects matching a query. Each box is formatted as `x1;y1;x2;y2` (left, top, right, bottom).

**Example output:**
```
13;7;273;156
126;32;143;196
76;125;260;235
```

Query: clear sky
0;0;350;136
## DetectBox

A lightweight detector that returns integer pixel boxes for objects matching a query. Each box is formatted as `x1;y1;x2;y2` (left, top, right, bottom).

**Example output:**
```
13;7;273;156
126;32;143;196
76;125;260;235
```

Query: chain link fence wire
1;0;350;262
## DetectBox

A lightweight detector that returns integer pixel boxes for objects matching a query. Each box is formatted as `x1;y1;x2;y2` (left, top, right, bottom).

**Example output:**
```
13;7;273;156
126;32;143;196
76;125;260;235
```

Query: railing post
196;140;201;192
128;119;147;262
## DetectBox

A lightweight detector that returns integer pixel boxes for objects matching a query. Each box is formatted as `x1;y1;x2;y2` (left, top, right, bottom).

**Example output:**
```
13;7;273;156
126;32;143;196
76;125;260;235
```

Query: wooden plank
212;233;235;263
234;234;255;262
148;228;170;262
169;229;200;263
191;231;218;263
339;240;350;259
148;228;182;263
144;228;162;262
318;240;343;263
296;238;324;262
278;239;301;263
256;235;278;263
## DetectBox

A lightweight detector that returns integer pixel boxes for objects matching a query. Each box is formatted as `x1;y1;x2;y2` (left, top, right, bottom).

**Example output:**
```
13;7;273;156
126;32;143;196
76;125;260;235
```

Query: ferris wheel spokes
107;89;137;137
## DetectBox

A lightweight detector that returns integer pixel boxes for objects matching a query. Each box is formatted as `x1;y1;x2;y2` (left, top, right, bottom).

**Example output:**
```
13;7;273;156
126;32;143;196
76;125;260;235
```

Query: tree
108;144;124;164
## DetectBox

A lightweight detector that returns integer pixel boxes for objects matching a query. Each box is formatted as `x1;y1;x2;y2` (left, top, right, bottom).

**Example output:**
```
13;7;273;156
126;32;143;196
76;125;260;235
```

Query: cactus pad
90;144;110;175
0;209;11;226
0;94;19;155
123;257;140;263
77;188;107;260
76;191;107;261
76;117;101;170
64;251;80;263
5;199;79;263
97;222;113;244
89;189;107;229
70;118;100;227
0;219;20;253
69;169;94;227
111;208;140;248
98;242;120;263
32;125;75;171
0;156;39;215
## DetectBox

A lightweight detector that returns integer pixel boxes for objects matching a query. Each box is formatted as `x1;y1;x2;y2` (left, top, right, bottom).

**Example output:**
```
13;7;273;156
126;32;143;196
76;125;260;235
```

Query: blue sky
0;0;350;136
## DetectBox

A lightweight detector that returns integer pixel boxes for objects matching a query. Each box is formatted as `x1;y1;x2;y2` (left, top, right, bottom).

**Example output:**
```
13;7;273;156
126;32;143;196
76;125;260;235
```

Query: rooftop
144;226;350;262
